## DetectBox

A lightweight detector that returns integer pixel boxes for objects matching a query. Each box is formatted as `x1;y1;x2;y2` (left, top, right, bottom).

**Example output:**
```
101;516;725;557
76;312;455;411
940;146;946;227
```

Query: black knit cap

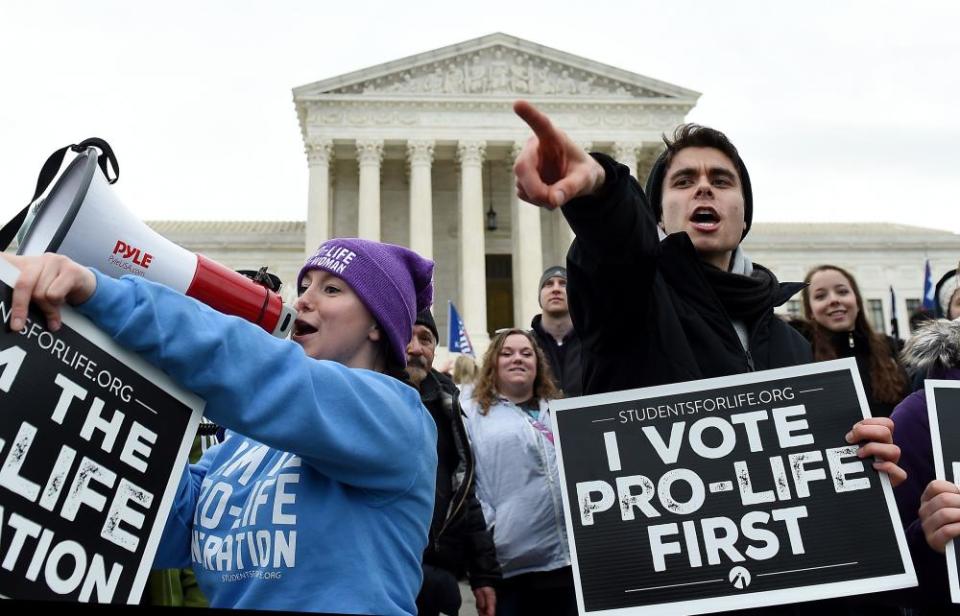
539;265;567;290
415;308;439;343
644;148;753;241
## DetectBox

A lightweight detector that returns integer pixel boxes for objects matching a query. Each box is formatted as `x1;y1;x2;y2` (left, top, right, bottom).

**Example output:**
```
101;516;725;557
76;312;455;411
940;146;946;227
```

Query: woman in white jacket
460;328;573;616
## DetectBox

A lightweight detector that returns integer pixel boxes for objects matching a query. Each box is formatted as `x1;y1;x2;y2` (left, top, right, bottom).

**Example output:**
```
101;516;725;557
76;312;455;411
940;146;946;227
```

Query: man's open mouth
690;207;720;224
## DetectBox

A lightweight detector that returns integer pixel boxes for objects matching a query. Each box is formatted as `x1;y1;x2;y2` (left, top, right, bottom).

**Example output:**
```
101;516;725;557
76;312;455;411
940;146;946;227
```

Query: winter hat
415;309;439;343
935;268;960;319
538;266;567;307
298;238;434;366
645;147;753;241
900;318;960;375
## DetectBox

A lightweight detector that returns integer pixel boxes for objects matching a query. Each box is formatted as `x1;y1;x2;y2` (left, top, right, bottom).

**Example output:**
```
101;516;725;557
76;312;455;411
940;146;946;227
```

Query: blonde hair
452;354;478;386
473;328;559;415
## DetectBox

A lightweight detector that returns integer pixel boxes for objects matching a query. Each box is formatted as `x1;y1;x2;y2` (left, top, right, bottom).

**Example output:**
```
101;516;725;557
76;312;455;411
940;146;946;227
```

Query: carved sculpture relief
328;46;669;99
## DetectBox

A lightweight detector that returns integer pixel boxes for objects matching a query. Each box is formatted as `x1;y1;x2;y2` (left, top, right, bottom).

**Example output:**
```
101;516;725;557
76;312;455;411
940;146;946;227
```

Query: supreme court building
292;32;699;353
151;33;958;360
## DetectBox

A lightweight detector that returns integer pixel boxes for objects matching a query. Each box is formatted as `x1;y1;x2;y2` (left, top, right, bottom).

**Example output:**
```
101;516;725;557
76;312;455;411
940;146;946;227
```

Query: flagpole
447;300;455;353
889;285;900;340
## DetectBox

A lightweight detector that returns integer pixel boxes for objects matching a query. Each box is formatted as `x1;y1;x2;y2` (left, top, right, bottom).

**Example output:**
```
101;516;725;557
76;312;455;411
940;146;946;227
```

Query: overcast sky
1;1;958;234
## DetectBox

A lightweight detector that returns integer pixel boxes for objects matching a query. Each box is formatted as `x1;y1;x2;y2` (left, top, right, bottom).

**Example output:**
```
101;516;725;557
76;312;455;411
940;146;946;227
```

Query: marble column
457;140;490;354
509;142;543;328
356;139;384;240
613;141;640;178
636;143;661;185
305;139;333;258
407;140;435;260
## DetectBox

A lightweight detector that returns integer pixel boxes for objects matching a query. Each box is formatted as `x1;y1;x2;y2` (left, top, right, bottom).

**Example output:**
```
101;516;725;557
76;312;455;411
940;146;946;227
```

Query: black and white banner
925;379;960;604
552;359;915;615
0;258;203;603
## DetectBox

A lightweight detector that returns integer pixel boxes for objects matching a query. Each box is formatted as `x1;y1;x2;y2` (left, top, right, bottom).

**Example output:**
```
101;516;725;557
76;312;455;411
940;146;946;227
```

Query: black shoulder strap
0;138;119;251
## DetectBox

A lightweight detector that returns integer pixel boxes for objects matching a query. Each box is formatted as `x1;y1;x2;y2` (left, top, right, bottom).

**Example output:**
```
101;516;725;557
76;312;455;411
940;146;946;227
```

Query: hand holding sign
512;100;606;210
919;480;960;554
1;253;96;333
845;417;905;487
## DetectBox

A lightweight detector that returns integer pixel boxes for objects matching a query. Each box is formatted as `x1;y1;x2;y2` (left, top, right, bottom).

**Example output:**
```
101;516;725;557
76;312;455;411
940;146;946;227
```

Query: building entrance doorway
486;254;514;336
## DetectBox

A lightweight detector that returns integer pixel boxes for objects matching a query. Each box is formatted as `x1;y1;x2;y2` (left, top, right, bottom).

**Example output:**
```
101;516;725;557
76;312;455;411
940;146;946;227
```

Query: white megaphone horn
14;142;295;338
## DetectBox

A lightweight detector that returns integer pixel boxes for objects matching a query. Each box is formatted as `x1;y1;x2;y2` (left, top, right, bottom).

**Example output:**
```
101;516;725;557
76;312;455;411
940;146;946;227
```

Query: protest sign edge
925;379;960;604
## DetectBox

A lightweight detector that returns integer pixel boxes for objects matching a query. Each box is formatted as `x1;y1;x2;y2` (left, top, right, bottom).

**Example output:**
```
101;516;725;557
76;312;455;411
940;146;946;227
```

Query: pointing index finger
514;100;559;143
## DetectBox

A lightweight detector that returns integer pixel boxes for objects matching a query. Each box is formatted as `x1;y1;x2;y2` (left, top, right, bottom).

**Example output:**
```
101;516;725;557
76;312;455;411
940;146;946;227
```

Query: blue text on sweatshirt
76;271;437;615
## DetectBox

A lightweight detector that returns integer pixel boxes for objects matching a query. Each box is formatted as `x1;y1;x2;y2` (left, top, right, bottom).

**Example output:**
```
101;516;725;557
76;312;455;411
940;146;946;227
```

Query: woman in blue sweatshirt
3;238;438;616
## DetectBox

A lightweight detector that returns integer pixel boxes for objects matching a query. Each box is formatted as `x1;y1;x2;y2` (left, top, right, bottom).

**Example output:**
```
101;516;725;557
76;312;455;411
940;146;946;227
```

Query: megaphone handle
0;144;71;249
76;139;119;183
1;139;120;251
0;204;29;251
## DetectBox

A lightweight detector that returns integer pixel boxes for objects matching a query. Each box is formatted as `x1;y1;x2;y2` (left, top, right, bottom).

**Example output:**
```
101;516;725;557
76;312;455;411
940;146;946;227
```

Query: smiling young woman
801;264;908;417
459;329;574;615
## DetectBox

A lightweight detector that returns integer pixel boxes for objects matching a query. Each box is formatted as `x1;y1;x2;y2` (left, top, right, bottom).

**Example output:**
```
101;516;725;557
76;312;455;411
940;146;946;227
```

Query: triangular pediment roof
293;32;699;101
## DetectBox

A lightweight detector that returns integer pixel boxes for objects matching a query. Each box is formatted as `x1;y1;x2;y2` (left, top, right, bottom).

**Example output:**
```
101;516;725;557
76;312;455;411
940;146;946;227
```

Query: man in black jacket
513;101;811;392
511;100;906;615
530;265;583;397
407;309;500;616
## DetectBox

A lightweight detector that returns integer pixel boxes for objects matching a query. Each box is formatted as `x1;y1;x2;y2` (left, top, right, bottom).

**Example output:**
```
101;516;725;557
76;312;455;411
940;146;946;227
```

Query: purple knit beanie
298;238;434;366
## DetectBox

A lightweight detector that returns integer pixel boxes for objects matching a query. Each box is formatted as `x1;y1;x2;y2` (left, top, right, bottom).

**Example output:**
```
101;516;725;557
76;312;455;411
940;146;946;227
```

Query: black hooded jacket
530;313;583;397
559;154;909;616
561;154;812;395
418;370;501;589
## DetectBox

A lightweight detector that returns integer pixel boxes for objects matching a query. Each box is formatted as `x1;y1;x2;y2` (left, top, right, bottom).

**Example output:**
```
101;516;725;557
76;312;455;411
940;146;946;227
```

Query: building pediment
294;33;699;102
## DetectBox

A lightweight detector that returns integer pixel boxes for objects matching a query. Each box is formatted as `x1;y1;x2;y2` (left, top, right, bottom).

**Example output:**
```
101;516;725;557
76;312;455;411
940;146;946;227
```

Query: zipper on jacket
434;456;474;551
745;349;755;371
848;332;855;349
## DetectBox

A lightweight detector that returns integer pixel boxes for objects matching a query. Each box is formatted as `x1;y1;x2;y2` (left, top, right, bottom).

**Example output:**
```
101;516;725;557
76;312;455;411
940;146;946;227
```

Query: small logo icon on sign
729;566;751;590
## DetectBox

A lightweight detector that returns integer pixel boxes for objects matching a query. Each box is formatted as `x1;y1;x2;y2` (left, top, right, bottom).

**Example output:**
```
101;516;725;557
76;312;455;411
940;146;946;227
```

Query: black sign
0;262;202;603
552;359;915;615
926;380;960;604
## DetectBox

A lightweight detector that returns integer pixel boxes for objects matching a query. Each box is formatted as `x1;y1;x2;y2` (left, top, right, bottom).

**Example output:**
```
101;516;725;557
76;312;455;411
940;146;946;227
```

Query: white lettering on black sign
0;277;200;604
553;361;915;615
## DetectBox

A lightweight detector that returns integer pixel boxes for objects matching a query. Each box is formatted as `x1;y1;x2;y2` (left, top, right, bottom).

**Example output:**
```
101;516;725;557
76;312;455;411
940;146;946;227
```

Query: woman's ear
368;322;381;343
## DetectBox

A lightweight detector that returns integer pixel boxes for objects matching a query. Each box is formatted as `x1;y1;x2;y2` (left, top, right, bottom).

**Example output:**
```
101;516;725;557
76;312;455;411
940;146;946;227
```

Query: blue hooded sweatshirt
75;270;437;615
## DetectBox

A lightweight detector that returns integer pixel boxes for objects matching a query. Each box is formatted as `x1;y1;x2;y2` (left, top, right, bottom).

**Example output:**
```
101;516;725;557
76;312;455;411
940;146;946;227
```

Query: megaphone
15;144;295;338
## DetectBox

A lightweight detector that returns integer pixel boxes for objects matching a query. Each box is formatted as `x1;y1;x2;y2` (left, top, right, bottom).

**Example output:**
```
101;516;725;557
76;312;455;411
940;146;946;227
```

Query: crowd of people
3;98;960;615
